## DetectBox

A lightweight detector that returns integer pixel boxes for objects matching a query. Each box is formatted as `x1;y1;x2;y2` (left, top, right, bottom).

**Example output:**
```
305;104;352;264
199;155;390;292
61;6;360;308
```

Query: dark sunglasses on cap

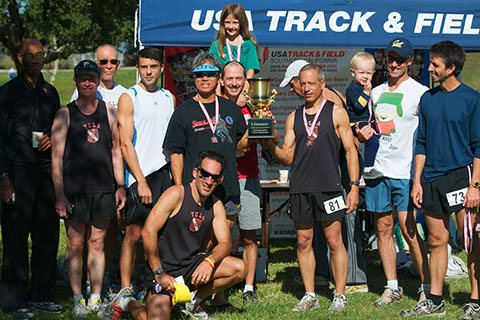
197;167;222;183
387;55;409;65
193;71;220;78
98;59;120;65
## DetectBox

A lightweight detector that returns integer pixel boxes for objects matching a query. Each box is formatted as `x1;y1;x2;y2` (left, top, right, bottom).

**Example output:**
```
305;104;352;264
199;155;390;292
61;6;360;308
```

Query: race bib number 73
446;187;467;207
323;195;346;214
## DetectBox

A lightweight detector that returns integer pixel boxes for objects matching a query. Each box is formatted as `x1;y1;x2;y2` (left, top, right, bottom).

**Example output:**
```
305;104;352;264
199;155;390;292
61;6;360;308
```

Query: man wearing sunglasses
71;44;126;108
0;38;64;318
357;38;430;308
105;151;245;320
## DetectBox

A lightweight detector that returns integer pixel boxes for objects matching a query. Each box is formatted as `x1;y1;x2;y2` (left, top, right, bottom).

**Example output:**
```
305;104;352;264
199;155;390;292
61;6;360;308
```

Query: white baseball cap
279;60;309;87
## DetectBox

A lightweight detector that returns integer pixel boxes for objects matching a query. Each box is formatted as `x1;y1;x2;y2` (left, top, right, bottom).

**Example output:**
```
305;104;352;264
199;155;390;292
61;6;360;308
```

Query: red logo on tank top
83;122;101;144
189;211;205;232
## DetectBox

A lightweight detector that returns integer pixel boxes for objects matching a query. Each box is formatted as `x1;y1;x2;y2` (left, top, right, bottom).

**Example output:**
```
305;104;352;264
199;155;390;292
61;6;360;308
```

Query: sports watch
154;267;164;276
350;180;360;187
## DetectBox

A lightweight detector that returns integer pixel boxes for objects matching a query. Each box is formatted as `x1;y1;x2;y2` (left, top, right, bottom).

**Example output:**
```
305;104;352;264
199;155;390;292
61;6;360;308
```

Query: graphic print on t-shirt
189;210;206;232
374;92;404;148
191;116;234;144
84;122;101;144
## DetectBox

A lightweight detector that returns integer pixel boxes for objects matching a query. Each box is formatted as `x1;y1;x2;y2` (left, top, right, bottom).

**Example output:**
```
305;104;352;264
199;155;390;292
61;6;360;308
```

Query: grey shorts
224;200;241;217
238;178;261;230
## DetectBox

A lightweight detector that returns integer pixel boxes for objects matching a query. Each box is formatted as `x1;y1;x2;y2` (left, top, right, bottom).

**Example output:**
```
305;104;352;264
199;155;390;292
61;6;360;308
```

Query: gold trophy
243;78;277;139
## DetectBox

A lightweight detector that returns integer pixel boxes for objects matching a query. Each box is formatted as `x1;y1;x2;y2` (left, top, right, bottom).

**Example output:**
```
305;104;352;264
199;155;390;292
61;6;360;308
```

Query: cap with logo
386;38;414;58
74;60;100;78
279;60;309;87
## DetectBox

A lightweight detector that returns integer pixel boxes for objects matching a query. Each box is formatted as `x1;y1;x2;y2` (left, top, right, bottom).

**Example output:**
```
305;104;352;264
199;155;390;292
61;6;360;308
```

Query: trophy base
248;117;274;139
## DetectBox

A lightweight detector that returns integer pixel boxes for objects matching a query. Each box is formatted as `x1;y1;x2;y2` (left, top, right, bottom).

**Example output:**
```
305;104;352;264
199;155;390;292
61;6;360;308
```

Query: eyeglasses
193;71;220;78
23;52;45;61
197;167;222;183
387;55;409;65
98;59;120;65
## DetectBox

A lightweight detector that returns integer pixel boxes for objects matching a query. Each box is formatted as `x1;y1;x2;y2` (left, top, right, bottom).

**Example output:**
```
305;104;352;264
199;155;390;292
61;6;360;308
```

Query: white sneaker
181;301;210;320
88;298;103;317
328;294;347;312
292;293;320;312
72;299;89;319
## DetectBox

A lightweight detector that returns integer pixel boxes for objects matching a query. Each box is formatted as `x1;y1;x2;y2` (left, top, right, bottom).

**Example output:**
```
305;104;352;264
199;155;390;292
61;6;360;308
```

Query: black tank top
290;101;342;193
64;100;114;193
158;183;214;273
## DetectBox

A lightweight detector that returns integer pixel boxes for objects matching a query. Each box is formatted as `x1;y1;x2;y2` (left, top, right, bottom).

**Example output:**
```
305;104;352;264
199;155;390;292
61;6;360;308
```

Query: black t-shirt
0;73;60;172
163;96;247;202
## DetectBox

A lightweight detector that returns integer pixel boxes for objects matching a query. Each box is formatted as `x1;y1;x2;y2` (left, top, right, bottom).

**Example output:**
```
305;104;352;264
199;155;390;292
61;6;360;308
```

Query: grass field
0;228;472;320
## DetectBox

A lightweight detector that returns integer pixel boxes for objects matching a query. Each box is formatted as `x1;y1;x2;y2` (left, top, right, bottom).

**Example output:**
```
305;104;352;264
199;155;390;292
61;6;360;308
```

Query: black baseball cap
386;38;414;58
74;60;100;78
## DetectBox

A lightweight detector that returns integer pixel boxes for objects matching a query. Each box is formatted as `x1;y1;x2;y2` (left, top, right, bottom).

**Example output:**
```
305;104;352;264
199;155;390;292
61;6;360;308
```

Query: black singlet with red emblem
63;100;114;193
289;101;343;194
158;183;214;273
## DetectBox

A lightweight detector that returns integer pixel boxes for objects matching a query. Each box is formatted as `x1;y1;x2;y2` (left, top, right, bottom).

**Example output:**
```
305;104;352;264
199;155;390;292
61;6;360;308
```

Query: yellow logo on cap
391;40;404;48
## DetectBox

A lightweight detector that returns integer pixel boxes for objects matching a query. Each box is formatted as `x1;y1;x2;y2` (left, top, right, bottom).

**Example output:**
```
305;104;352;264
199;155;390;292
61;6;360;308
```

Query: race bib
446;187;467;207
323;195;346;214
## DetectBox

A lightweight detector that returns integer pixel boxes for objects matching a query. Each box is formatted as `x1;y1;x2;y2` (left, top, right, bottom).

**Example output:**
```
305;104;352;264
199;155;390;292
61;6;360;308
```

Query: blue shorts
365;178;413;213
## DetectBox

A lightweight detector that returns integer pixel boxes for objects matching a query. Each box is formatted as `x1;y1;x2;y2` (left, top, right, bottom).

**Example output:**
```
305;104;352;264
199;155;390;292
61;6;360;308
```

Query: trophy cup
243;78;277;139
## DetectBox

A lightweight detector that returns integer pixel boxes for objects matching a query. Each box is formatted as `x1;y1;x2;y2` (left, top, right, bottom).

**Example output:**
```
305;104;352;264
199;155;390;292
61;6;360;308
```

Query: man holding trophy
264;64;359;312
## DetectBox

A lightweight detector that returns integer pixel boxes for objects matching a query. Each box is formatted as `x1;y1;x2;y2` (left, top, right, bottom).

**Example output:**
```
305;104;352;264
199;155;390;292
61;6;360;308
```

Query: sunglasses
197;167;222;183
387;55;409;65
193;71;220;78
98;59;120;65
23;52;45;60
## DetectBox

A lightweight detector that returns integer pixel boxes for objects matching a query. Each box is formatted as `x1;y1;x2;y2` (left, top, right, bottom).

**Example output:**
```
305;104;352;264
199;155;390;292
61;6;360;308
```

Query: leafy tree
0;0;137;71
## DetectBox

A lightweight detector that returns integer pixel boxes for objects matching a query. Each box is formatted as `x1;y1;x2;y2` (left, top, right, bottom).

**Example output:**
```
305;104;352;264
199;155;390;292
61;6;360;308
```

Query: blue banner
139;0;480;49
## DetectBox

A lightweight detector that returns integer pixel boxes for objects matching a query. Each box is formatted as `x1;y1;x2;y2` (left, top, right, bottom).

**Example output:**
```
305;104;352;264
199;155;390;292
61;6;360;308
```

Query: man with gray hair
164;51;248;222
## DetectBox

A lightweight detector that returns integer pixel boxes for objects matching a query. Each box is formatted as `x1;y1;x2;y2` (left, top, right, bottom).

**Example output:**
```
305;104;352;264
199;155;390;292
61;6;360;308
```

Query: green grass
0;228;473;320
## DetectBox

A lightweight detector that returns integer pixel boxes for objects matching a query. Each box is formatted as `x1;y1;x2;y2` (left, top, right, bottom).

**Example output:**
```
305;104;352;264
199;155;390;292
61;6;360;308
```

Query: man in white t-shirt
70;44;126;108
357;38;430;308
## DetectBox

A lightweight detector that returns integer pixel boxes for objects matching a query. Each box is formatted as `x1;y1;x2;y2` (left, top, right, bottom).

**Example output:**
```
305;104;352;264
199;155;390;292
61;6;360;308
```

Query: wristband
117;184;126;190
204;257;215;269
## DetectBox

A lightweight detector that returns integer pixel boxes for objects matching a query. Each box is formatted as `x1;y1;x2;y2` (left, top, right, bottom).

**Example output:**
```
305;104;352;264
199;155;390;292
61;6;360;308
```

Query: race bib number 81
446;187;467;207
323;195;346;214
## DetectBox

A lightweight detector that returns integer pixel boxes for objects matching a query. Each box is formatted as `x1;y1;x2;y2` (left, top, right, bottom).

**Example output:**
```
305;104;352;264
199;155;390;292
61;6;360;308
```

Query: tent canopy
139;0;480;49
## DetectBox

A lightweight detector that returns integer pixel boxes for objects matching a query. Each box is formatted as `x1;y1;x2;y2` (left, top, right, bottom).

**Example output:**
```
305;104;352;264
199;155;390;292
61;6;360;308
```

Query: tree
0;0;137;72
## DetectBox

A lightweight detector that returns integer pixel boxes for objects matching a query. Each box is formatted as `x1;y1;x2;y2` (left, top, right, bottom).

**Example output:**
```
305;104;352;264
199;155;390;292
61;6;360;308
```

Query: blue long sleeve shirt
415;83;480;182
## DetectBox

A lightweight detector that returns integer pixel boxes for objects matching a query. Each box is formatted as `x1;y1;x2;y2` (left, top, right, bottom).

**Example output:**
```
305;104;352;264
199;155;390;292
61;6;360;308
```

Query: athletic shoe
460;303;480;320
72;299;89;319
363;168;384;180
400;299;446;317
181;301;210;320
345;284;369;294
242;290;258;304
292;293;320;312
9;308;35;320
103;287;135;319
88;298;102;313
29;301;64;314
328;294;347;312
374;287;404;307
417;287;427;303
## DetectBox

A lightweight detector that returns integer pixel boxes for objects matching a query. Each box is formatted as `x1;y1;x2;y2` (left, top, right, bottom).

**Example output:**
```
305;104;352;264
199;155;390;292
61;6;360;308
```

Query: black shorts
422;166;471;215
66;192;115;224
144;252;210;294
289;191;346;222
125;164;172;225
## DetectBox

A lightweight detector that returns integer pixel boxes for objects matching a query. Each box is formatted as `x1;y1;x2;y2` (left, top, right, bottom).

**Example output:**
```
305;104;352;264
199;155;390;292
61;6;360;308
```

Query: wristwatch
350;180;360;187
471;181;480;190
154;267;164;276
0;172;7;180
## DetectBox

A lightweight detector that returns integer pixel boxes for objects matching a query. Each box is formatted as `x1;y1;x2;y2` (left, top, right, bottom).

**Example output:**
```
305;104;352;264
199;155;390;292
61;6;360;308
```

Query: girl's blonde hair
214;3;258;60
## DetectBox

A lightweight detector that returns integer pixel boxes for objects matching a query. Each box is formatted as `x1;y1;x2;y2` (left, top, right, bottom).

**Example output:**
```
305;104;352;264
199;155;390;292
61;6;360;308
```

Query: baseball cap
279;60;309;87
74;60;100;78
386;38;414;58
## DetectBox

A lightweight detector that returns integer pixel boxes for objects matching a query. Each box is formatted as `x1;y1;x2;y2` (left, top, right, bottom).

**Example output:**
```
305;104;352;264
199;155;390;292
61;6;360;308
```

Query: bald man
71;44;126;108
0;38;64;318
